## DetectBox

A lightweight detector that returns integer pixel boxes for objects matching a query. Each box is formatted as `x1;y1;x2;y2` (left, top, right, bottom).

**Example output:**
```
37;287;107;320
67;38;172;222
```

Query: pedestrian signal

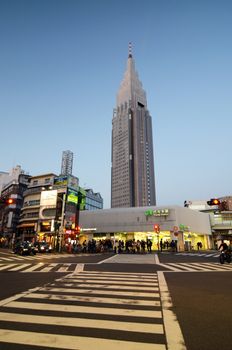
154;224;160;233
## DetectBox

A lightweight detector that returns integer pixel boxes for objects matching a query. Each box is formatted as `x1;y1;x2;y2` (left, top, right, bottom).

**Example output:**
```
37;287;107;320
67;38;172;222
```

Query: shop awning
17;223;35;228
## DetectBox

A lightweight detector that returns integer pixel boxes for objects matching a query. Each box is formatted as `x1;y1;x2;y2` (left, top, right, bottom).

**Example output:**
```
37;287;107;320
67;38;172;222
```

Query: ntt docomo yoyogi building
79;206;212;251
78;49;212;250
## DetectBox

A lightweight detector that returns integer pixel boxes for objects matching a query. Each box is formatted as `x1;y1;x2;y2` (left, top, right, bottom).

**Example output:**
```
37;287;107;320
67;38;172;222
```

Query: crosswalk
163;262;232;272
0;252;80;263
0;261;231;273
0;262;76;272
174;252;220;258
0;270;172;350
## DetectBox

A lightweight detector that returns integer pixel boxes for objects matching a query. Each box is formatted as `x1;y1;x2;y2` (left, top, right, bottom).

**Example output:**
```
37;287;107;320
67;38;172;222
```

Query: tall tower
61;150;73;176
111;45;156;208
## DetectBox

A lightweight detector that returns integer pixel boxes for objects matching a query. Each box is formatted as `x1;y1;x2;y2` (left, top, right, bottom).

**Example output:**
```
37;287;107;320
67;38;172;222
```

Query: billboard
67;189;78;204
54;175;79;191
40;190;57;206
53;176;68;187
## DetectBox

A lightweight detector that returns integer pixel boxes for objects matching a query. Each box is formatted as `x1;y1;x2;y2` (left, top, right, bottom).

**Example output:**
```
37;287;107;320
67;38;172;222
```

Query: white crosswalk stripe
0;270;169;350
0;261;231;273
175;252;220;258
0;263;72;272
0;253;79;262
164;262;232;272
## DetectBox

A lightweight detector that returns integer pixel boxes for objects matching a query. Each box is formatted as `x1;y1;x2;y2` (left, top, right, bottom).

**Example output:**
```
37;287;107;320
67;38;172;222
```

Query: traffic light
0;197;15;205
207;198;221;206
75;226;81;234
6;198;14;205
154;224;160;233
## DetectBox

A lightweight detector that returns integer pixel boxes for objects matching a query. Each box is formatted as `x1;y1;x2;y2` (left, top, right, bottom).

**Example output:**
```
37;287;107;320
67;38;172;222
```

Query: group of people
113;239;153;254
65;238;180;254
65;238;113;254
159;239;178;252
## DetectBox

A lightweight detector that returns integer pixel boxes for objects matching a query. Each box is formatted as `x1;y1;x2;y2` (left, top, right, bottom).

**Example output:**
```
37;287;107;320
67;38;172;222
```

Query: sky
1;0;232;209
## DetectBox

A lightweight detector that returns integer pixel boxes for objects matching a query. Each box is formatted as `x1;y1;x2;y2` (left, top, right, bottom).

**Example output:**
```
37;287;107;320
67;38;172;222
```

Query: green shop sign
179;224;190;231
145;209;169;217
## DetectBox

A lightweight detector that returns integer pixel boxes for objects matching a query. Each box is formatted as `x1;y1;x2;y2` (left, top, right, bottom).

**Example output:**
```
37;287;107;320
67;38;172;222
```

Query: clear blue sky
1;0;232;208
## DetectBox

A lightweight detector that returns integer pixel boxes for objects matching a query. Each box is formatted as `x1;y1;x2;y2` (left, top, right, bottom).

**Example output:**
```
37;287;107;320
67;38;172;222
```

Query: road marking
65;277;158;286
97;255;118;264
0;271;166;349
0;287;41;307
204;253;216;257
0;264;18;271
23;263;45;272
24;292;161;307
38;263;59;272
67;275;157;282
175;263;197;271
8;263;31;271
73;263;84;274
76;270;156;277
188;263;212;270
5;301;162;318
0;311;164;334
43;287;160;298
158;271;187;350
67;283;159;291
0;329;166;350
57;263;71;272
203;262;232;270
154;254;160;264
161;264;181;272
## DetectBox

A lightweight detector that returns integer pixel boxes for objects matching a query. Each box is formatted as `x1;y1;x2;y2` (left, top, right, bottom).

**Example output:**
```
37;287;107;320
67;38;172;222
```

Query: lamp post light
55;193;66;253
154;224;160;251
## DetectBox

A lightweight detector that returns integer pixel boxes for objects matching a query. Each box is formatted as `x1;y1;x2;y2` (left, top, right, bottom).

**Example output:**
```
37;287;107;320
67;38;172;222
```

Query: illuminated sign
179;224;190;231
53;176;68;187
40;190;57;206
145;209;169;217
67;189;78;204
53;175;79;191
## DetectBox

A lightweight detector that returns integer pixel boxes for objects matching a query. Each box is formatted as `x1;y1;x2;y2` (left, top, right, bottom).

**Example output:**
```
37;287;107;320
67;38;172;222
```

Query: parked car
13;241;36;255
34;241;52;253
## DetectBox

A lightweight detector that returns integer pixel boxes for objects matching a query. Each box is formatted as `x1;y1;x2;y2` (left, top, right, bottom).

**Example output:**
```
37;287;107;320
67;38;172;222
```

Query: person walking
160;239;163;252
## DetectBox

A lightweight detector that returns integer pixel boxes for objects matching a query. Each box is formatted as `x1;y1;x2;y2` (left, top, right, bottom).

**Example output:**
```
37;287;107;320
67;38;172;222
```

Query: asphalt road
0;249;231;350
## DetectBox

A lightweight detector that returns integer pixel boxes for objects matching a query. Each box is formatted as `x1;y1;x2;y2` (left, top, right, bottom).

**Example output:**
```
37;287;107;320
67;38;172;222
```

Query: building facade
0;173;30;247
0;165;24;194
18;173;103;249
184;197;232;247
85;189;103;210
111;47;156;208
79;206;212;251
18;173;57;242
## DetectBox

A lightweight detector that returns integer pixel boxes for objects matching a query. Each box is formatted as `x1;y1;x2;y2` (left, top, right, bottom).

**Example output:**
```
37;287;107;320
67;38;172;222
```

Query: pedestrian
147;239;152;253
170;240;175;252
160;239;163;252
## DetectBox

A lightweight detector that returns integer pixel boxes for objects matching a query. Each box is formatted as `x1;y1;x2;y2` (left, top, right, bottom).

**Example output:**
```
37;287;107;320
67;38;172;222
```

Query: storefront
79;206;212;251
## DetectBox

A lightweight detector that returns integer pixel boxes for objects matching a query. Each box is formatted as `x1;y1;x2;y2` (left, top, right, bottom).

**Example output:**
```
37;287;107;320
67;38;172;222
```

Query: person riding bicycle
218;241;231;264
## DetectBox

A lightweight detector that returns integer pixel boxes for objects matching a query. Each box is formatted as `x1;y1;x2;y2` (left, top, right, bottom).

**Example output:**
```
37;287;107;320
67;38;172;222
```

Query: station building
79;206;212;251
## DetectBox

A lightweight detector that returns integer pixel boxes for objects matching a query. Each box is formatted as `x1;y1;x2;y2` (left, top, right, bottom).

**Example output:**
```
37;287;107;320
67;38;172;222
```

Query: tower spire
128;42;132;58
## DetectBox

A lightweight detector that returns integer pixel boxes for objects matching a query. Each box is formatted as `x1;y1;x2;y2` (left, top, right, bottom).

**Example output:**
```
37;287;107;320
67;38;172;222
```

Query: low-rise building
79;206;212;251
0;172;30;247
184;197;232;247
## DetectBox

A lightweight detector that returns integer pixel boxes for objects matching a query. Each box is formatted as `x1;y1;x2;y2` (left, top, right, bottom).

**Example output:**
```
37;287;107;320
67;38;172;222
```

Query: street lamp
154;224;160;251
55;193;66;252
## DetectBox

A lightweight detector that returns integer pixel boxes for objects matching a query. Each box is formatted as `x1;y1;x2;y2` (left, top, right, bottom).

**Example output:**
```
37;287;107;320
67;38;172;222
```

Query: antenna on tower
128;42;132;58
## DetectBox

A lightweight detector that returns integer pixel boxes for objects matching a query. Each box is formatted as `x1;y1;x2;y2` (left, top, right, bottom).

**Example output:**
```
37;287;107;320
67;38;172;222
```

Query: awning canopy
17;223;35;228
